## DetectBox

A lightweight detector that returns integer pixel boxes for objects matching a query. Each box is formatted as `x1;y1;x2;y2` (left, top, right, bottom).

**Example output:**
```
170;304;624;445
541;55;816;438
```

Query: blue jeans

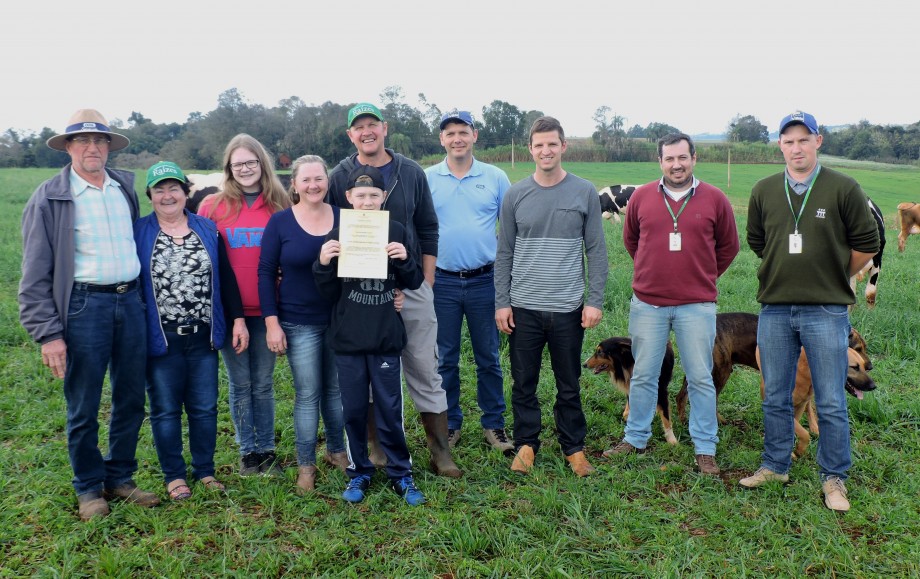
146;327;219;484
282;321;346;466
222;316;277;455
64;285;147;496
626;296;718;455
433;270;506;430
758;304;851;480
508;306;586;456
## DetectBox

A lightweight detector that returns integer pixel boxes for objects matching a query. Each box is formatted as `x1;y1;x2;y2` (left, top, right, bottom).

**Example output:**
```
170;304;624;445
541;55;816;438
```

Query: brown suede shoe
695;454;720;475
510;445;535;474
602;440;646;457
103;481;160;507
296;465;317;495
77;491;110;522
323;451;349;473
565;451;596;477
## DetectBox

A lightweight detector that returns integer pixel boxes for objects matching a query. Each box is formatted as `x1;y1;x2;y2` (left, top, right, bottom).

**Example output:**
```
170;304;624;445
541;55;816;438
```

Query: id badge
789;233;803;254
669;232;682;252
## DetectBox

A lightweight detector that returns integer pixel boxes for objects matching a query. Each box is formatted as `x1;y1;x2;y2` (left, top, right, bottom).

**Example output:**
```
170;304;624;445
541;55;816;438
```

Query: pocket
819;304;848;316
67;291;89;317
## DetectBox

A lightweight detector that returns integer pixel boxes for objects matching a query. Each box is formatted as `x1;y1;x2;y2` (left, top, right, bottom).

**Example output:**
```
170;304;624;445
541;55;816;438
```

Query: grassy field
1;163;919;577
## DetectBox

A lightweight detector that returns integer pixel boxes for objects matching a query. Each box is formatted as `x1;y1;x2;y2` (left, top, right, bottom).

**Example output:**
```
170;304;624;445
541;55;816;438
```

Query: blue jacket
134;210;227;357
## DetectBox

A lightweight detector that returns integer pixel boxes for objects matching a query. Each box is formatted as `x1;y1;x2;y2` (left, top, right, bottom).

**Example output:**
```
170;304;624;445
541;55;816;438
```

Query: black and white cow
850;197;886;308
185;172;292;214
597;184;639;224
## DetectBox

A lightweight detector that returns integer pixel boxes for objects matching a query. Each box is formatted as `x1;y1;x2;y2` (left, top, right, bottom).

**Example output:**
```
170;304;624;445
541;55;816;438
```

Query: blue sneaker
342;475;371;503
392;476;425;506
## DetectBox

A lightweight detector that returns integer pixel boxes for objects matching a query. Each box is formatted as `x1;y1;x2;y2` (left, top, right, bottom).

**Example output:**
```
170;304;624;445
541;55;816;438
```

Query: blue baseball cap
439;110;475;130
779;111;819;135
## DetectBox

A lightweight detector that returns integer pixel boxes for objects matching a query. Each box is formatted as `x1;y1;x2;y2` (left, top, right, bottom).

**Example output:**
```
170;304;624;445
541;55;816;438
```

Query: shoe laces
346;475;370;490
491;429;509;443
825;477;847;494
396;476;419;494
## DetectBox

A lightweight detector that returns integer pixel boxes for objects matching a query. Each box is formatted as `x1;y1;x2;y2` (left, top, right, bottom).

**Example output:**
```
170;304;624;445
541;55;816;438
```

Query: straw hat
46;109;130;152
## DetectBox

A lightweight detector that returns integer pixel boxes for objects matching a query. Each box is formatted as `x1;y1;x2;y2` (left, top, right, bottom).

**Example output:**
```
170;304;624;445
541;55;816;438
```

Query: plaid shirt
70;170;140;284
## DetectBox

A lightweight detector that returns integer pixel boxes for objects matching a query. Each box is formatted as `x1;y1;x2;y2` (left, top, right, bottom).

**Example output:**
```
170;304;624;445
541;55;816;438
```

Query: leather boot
296;465;316;495
366;403;387;468
420;412;462;478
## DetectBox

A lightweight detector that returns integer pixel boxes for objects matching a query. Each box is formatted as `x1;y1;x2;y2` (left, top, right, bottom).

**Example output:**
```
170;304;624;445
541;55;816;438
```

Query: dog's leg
675;380;688;423
657;406;678;445
622;400;630;421
792;402;811;459
806;395;820;436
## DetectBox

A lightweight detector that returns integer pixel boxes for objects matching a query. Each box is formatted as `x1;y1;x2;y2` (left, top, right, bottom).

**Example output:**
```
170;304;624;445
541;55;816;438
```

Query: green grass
1;164;919;577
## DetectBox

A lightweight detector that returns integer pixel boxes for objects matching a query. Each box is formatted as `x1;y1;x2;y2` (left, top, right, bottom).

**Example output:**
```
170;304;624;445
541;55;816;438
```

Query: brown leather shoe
565;451;596;477
103;481;160;507
323;451;349;473
602;440;646;457
296;465;317;495
77;491;110;521
510;445;535;474
695;454;720;475
822;477;851;512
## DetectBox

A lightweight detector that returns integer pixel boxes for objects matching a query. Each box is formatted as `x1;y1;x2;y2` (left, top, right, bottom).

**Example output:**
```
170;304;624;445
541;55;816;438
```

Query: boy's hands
319;240;341;265
386;242;407;261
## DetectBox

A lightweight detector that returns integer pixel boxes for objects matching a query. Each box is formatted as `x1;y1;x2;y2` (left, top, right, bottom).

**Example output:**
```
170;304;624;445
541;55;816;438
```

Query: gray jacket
18;164;139;344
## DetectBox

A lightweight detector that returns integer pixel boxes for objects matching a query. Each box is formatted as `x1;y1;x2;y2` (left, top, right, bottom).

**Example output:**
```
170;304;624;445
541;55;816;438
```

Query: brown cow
897;201;920;252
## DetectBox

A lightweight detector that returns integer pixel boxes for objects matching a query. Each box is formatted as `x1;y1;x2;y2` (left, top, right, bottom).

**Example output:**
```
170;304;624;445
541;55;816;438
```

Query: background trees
1;89;918;169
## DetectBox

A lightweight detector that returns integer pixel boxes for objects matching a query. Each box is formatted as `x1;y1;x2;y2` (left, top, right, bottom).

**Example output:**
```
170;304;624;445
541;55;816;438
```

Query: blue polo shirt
426;158;511;271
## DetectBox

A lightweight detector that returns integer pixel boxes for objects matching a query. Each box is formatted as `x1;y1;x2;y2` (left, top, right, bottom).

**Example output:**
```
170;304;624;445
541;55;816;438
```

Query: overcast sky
4;1;917;140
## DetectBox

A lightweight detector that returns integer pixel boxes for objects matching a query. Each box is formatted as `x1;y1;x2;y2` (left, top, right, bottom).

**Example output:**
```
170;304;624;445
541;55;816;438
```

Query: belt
162;321;206;336
436;263;494;279
73;279;138;294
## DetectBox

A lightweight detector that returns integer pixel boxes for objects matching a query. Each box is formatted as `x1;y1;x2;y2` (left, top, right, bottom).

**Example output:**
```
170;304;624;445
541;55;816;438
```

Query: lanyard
783;166;820;234
662;188;694;232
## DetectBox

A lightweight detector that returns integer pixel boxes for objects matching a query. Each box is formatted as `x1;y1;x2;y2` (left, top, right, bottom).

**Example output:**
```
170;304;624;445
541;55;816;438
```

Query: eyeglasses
69;135;111;146
229;159;261;172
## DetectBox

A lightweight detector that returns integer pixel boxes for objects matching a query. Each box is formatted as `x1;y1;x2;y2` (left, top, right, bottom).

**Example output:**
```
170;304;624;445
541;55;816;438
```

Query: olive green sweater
747;166;879;304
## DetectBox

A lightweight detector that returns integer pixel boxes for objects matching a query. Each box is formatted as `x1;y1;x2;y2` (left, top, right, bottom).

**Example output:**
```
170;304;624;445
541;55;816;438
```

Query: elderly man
19;109;160;521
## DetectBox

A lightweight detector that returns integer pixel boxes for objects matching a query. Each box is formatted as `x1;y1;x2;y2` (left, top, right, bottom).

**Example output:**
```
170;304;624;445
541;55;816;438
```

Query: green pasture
1;163;918;577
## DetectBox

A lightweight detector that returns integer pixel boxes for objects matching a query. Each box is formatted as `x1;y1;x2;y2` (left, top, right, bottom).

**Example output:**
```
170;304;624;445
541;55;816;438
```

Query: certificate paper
338;209;389;279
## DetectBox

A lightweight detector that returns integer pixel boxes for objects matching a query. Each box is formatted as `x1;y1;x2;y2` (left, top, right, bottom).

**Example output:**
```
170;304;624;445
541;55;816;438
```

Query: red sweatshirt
623;180;739;306
198;195;273;316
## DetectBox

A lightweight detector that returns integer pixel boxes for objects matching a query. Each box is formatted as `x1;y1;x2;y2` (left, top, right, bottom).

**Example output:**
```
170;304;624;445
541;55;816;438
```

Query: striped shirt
70;170;140;284
495;173;608;312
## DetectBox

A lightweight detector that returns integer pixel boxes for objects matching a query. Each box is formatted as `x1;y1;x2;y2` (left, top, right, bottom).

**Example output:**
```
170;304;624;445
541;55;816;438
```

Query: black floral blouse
151;231;212;324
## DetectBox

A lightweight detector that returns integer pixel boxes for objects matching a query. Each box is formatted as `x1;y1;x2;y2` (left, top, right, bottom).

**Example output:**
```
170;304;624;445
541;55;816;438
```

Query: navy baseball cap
439;110;475;130
779;111;819;135
346;164;386;191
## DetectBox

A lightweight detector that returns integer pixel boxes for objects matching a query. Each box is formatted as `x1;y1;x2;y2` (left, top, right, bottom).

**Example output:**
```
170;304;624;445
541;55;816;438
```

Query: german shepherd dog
756;346;876;459
583;337;677;444
674;312;872;427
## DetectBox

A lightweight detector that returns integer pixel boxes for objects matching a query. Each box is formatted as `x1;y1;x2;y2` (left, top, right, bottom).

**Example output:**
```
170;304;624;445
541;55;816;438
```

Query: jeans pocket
67;291;89;317
819;304;848;316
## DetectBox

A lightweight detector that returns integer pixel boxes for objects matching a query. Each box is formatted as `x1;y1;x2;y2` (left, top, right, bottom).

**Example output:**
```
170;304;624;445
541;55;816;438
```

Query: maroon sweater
623;180;739;306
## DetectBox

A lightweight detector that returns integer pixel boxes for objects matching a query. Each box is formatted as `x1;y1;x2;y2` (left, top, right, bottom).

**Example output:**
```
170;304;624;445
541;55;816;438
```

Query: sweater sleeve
583;184;609;309
257;214;282;318
218;232;245;320
494;188;517;310
391;222;424;291
746;187;766;258
312;230;341;302
714;193;741;276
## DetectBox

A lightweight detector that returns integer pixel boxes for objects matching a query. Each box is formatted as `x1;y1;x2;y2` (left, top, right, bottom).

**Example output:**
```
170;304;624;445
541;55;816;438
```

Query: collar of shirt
784;163;821;195
658;175;698;201
69;167;121;197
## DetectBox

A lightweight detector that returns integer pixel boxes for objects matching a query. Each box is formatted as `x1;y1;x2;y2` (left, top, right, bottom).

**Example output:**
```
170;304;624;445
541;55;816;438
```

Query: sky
4;1;918;141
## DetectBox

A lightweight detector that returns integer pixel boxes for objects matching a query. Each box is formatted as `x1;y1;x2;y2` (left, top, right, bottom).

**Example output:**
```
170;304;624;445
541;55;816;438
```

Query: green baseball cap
347;103;384;127
146;161;187;189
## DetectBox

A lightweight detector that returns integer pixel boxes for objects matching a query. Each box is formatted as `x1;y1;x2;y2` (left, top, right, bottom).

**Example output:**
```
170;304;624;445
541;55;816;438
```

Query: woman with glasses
258;155;348;494
198;134;290;477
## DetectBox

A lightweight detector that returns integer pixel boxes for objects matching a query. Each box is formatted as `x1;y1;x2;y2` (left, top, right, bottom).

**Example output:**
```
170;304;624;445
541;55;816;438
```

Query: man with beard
606;133;739;475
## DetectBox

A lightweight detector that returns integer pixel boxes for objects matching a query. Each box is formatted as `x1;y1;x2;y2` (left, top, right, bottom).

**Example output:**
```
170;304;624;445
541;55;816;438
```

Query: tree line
2;87;918;169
